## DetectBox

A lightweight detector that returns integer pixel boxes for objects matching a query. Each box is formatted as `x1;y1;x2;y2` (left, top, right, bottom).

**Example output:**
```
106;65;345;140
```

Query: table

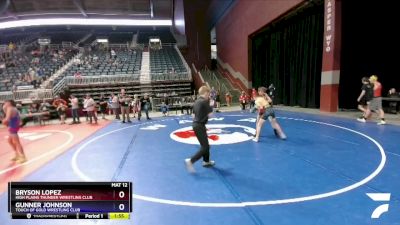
382;97;400;113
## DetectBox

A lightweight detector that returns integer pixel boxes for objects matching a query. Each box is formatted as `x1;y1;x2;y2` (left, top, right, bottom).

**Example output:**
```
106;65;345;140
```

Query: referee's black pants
190;122;210;163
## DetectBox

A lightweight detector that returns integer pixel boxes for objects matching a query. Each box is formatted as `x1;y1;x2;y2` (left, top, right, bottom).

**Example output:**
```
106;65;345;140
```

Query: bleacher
0;48;78;92
64;48;142;77
1;27;192;107
150;47;187;75
67;81;192;105
63;44;191;105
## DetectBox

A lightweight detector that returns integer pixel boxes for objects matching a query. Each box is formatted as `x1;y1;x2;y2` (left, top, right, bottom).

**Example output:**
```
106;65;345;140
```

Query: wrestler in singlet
7;108;21;135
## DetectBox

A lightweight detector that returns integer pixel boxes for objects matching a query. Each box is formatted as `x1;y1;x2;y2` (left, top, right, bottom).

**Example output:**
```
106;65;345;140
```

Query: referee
185;86;215;173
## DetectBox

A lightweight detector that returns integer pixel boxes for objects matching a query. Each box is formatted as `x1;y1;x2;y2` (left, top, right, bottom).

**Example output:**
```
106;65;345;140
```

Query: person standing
84;94;97;124
131;94;141;119
108;95;113;116
38;100;51;125
99;93;108;120
210;87;216;101
356;77;373;122
387;88;399;113
225;92;232;107
185;86;215;173
2;100;27;163
119;89;131;123
180;96;192;115
57;103;67;125
215;90;221;111
160;102;168;117
162;93;170;116
69;95;80;124
239;91;247;110
250;88;257;113
140;94;151;120
111;93;120;120
52;95;67;124
268;84;276;101
110;49;116;59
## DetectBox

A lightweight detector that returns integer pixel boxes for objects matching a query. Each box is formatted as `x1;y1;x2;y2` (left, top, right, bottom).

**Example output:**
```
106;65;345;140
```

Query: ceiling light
0;18;172;29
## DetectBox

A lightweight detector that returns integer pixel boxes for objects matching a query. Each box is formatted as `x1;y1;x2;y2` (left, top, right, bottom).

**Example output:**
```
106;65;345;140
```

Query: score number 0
118;190;126;211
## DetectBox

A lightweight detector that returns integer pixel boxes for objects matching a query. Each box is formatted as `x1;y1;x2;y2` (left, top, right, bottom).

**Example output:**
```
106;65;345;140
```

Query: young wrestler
2;100;27;163
356;77;373;122
367;75;386;125
253;87;286;142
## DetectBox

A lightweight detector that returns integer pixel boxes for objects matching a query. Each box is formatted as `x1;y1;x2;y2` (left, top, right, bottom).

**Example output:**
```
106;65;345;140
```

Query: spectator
99;93;108;120
110;49;116;59
160;102;168;117
225;92;232;107
39;100;51;112
37;100;51;125
8;42;15;52
180;96;193;115
107;95;113;116
52;96;67;124
37;68;44;77
187;96;194;114
82;97;89;121
74;71;82;79
28;67;36;86
119;89;131;123
268;84;276;101
250;88;257;112
18;73;24;82
20;103;38;126
388;88;398;97
69;95;80;124
139;94;151;120
131;94;141;118
210;87;217;101
111;93;120;120
162;93;170;116
0;61;5;74
24;73;31;83
57;102;67;125
84;94;97;124
387;88;399;114
215;90;221;110
239;91;248;110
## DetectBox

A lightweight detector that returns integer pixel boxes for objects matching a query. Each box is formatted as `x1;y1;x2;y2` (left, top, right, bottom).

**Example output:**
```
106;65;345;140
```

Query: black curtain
251;2;324;108
339;1;398;109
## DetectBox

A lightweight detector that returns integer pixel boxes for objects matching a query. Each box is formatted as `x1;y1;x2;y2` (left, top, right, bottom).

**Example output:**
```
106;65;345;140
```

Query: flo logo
367;193;391;219
170;124;255;145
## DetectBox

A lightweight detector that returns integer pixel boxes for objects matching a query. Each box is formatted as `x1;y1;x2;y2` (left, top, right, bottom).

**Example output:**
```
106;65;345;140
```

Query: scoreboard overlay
8;182;132;219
